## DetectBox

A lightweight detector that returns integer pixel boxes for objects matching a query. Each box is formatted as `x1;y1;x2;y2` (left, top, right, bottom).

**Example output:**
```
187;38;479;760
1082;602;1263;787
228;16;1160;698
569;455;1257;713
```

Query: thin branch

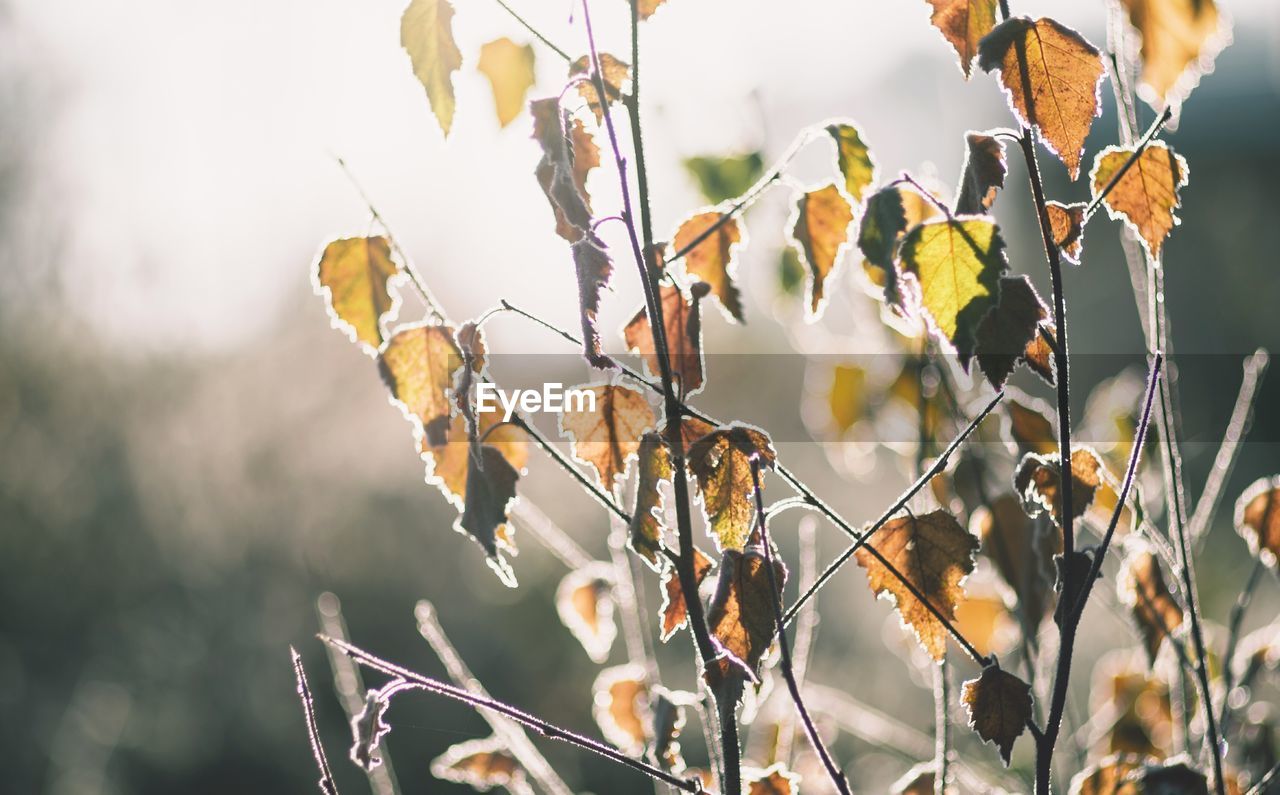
291;647;341;795
320;635;704;793
750;459;852;795
1083;107;1174;222
509;499;596;570
1218;558;1266;733
1247;761;1280;795
510;414;631;523
777;516;820;768
934;656;952;795
489;0;572;62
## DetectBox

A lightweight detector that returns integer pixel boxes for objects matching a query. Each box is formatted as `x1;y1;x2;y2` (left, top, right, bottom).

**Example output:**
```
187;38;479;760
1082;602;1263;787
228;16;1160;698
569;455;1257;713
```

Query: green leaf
682;152;764;204
825;122;877;203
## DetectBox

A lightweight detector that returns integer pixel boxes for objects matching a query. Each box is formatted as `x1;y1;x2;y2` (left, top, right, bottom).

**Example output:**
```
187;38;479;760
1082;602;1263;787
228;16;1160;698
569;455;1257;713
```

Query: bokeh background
2;0;1279;792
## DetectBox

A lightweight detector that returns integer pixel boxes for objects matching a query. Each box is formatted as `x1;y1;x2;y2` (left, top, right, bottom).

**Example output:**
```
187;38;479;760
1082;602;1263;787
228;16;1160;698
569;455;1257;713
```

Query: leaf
659;546;715;641
458;444;521;586
531;98;600;243
634;0;668;21
1093;653;1173;759
969;275;1050;389
477;38;536;128
423;406;528;507
629;432;671;567
569;53;629;124
955;583;1014;658
349;691;392;771
900;216;1009;358
1119;0;1227;109
672;211;745;322
706;545;786;684
1090;141;1189;259
1235;476;1280;569
978;16;1107;179
1069;755;1143;794
973;494;1060;631
789;183;854;319
623;282;712;397
683;152;764;204
591;665;650;755
571;236;617;368
1047;200;1086;263
926;0;999;78
556;562;617;663
777;247;805;297
855;509;978;660
962;664;1034;765
559;383;655;491
430;736;527;792
858;186;910;305
651;687;692;771
826;122;877;202
400;0;463;137
954;131;1008;214
1024;322;1058;385
827;362;869;435
313;236;401;352
1015;447;1105;526
1070;754;1210;794
687;424;778;551
1004;394;1058;456
745;764;800;795
1118;544;1183;664
379;323;463;447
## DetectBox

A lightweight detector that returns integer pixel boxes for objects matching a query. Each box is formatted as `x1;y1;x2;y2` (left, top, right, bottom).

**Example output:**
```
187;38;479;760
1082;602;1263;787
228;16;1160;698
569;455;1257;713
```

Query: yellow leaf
558;383;655;491
687;424;777;552
556;562;617;663
826;121;877;202
400;0;463;136
789;183;854;320
1090;141;1189;259
961;664;1034;765
379;323;462;446
827;362;869;435
672;211;745;323
978;17;1106;179
422;406;528;507
629;432;671;567
313;236;401;352
1003;393;1058;456
925;0;999;78
1235;475;1280;569
955;585;1014;658
476;38;536;128
1120;0;1227;108
634;0;668;20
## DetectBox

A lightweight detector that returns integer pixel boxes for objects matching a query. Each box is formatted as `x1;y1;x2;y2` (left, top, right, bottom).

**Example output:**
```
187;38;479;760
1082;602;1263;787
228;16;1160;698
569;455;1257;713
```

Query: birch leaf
970;275;1050;389
926;0;1000;78
1120;0;1227;108
423;406;528;507
706;545;786;683
592;665;650;755
826;121;877;202
1090;141;1189;259
558;383;655;491
745;764;801;795
859;186;910;306
954;131;1007;214
623;282;712;397
962;664;1034;765
556;562;617;663
477;38;535;128
659;546;715;641
683;152;764;204
1015;447;1105;526
313;236;401;352
379;323;462;447
687;424;777;552
790;183;854;320
1119;544;1184;664
1235;476;1280;569
431;736;527;792
629;432;671;567
672;211;745;323
1047;200;1086;263
569;53;629;124
571;236;616;369
458;444;520;586
401;0;463;136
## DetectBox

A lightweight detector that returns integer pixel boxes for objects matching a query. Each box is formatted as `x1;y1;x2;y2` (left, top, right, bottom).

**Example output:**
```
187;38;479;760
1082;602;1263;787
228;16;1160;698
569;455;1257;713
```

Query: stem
511;414;630;522
291;647;341;795
1247;760;1280;795
489;0;572;62
509;499;596;570
1218;558;1265;733
934;657;951;795
750;460;852;795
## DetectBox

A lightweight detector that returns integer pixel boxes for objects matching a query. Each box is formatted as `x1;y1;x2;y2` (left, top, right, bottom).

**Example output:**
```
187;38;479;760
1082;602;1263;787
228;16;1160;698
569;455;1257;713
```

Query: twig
1083;107;1174;222
320;635;704;792
489;0;572;62
1218;558;1266;733
291;647;341;795
510;500;596;570
751;459;852;794
934;656;952;795
1247;759;1280;795
510;414;631;522
776;517;820;768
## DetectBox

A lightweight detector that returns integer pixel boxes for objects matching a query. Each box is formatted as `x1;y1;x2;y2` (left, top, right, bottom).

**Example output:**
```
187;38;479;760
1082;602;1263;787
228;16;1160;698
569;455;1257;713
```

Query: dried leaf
790;183;854;319
855;509;978;660
900;216;1009;358
706;545;786;683
926;0;1000;78
687;424;778;551
458;444;521;586
683;152;764;204
592;665;650;755
556;562;617;663
1047;200;1086;263
827;121;877;202
659;546;715;641
672;211;745;322
1120;0;1227;108
531;98;599;243
745;763;800;795
859;186;910;306
1118;544;1183;664
623;282;712;396
955;131;1008;214
629;432;671;567
978;16;1107;179
962;664;1034;765
1235;476;1280;569
1091;142;1189;260
973;494;1060;630
423;406;528;507
1025;322;1058;385
1092;653;1173;759
633;0;668;20
379;323;463;447
1004;394;1058;456
313;236;401;352
559;383;655;491
970;275;1050;390
350;691;392;771
477;38;536;128
431;736;526;791
571;236;616;368
400;0;463;136
569;53;629;124
651;688;691;771
1015;447;1105;525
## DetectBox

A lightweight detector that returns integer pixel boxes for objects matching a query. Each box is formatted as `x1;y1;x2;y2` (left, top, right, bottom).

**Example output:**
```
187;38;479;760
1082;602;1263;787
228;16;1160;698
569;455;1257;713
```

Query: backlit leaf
826;121;877;202
672;211;745;322
571;236;616;369
1047;200;1086;263
855;509;978;660
556;561;617;663
559;383;655;492
858;186;910;306
706;544;786;683
1118;544;1183;664
1070;754;1210;794
961;664;1034;765
973;494;1060;631
458;445;521;587
1004;394;1058;456
683;152;764;204
926;0;999;78
531;98;600;243
954;131;1007;215
1119;0;1227;109
629;431;671;567
1092;652;1173;759
1234;476;1280;569
1024;323;1057;385
1069;755;1142;794
423;406;528;507
430;736;527;792
314;236;401;352
569;53;629;124
687;424;777;551
592;665;650;755
400;0;463;137
1015;447;1105;526
900;216;1009;358
955;582;1015;658
790;183;854;320
827;362;869;435
978;17;1106;179
1090;141;1189;259
623;282;712;397
379;323;463;447
634;0;668;21
651;687;692;771
969;275;1050;389
477;38;536;128
744;763;800;795
659;546;715;641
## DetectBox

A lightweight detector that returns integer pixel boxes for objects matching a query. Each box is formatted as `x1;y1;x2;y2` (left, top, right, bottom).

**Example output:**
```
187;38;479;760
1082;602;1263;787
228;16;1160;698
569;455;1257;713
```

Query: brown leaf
650;687;691;772
706;545;786;684
531;98;599;243
962;664;1034;765
969;274;1050;389
458;444;521;586
687;424;778;551
313;236;401;352
629;432;671;567
401;0;462;136
926;0;1000;78
744;763;800;795
1092;653;1173;759
592;665;650;755
624;282;712;396
1024;322;1057;385
379;323;463;447
1069;755;1143;794
571;236;616;368
1070;754;1210;794
1118;545;1183;664
856;509;979;660
659;546;715;641
430;736;526;791
790;183;854;319
556;562;617;663
1120;0;1226;109
1004;394;1059;456
476;37;535;128
954;131;1008;214
672;211;745;322
1090;141;1188;259
569;53;629;124
559;383;655;491
1015;447;1105;525
978;17;1107;179
634;0;667;20
973;494;1060;631
423;406;528;507
1235;476;1280;569
1047;200;1086;263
